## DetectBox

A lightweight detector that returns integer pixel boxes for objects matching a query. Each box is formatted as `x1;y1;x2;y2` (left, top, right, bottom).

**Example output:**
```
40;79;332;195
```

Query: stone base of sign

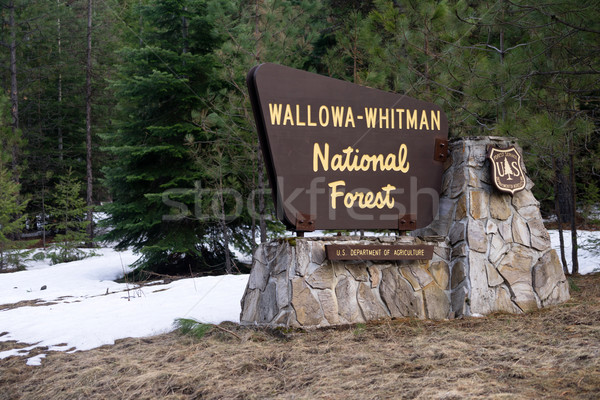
239;136;569;328
413;136;569;316
240;236;452;327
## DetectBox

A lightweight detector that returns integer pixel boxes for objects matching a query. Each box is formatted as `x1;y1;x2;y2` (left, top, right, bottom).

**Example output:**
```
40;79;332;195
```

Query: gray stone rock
451;258;466;289
497;248;538;311
317;289;340;325
258;281;279;323
455;194;467;220
358;282;389;320
468;251;498;315
469;190;489;219
272;244;292;275
451;286;468;317
512;189;538;209
528;219;551;251
379;267;425;318
274;272;290;310
423;285;450;319
240;288;260;323
295;239;310;276
310;242;326;265
468;219;488;253
512;214;531;247
291;278;324;326
485;261;504;287
368;266;382;288
452;243;467;258
468;143;488;167
489;234;508;265
451;168;466;198
335;276;363;323
498;219;513;243
248;262;270;291
345;264;370;282
495;285;520;313
468;168;481;188
401;264;434;291
429;261;450;290
486;220;498;235
490;193;512;220
306;265;335;290
518;205;541;221
533;250;570;305
449;221;466;245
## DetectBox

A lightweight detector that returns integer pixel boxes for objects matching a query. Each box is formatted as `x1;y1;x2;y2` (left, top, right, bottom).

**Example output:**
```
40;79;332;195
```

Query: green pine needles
46;168;92;264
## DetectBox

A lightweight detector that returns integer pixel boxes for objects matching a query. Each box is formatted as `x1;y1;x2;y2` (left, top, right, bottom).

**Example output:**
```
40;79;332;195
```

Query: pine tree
47;168;90;264
0;166;28;271
0;94;28;271
101;0;224;275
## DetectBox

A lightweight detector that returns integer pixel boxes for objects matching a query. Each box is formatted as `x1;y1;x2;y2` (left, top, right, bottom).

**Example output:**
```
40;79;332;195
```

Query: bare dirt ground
1;273;599;400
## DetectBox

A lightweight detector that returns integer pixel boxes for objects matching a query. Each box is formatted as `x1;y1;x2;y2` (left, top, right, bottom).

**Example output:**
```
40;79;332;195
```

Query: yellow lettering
396;109;404;129
319;105;329;127
313;143;329;172
379;108;389;129
296;104;305;126
419;110;429;130
283;104;294;125
345;107;355;128
365;107;377;128
331;106;344;127
407;109;417;129
329;180;345;209
268;103;282;125
307;105;317;127
431;110;440;131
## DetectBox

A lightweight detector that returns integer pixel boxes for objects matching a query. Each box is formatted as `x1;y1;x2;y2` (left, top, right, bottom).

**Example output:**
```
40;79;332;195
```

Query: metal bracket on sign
398;214;417;231
295;212;316;233
434;138;449;162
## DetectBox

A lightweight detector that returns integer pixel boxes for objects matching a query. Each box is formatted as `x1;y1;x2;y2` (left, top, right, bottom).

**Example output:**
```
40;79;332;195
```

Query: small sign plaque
487;146;526;195
326;244;434;261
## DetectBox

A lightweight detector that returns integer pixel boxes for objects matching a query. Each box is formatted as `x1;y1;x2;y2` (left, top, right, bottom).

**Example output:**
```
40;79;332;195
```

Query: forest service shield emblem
487;146;526;195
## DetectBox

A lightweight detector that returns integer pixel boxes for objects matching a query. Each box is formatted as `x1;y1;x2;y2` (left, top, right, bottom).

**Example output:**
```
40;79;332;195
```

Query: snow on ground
0;248;249;365
0;229;599;365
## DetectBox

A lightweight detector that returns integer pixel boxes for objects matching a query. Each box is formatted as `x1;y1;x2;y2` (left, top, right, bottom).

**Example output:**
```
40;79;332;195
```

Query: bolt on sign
247;63;449;232
487;146;526;195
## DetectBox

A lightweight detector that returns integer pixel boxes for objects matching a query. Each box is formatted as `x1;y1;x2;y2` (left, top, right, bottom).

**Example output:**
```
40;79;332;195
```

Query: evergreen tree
101;0;224;274
0;94;28;271
47;168;90;264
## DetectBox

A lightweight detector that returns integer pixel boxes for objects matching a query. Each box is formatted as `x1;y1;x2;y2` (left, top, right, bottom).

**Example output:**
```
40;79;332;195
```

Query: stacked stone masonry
240;236;452;327
240;137;570;328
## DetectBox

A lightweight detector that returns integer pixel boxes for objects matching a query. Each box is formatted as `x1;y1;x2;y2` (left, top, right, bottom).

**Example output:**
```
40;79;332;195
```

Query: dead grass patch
1;273;600;399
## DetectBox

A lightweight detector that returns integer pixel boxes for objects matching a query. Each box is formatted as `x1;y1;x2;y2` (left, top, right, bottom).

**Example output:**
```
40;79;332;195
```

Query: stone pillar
413;136;569;316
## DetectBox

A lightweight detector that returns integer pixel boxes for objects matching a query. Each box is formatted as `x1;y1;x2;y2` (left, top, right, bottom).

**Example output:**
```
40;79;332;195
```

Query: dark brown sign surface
326;244;434;261
247;63;449;231
487;146;526;195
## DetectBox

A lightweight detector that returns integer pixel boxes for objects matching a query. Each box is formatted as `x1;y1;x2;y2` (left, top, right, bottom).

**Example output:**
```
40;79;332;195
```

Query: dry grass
1;274;599;400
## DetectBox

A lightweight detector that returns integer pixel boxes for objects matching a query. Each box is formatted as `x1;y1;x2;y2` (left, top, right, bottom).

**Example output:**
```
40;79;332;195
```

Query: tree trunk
257;147;267;243
569;133;579;275
553;155;568;274
57;0;63;162
9;0;19;179
85;0;94;244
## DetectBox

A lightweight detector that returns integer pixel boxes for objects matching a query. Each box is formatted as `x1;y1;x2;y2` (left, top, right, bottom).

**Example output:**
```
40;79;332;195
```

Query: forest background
1;0;598;276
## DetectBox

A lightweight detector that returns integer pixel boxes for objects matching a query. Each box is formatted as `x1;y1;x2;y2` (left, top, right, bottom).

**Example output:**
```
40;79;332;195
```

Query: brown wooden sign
487;146;526;195
326;244;434;261
247;63;449;231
